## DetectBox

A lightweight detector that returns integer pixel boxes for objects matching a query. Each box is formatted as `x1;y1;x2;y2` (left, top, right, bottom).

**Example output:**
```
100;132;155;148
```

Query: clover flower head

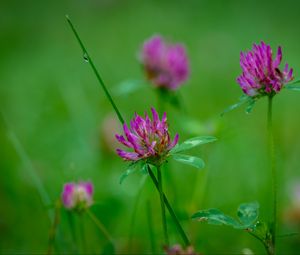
140;35;189;90
165;244;199;255
115;107;178;165
237;41;293;97
61;181;94;211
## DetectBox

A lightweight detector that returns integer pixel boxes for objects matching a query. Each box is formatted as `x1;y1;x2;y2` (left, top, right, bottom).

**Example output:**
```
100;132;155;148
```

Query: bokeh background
1;0;300;254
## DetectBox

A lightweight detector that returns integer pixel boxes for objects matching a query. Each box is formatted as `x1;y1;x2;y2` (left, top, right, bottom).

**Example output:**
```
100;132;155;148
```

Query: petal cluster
237;41;293;97
165;244;199;255
115;108;179;164
140;35;189;90
61;181;94;211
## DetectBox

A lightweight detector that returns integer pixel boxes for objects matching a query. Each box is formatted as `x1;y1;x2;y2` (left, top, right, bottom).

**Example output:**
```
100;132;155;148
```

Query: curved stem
268;95;277;255
87;209;114;245
148;165;191;246
66;16;124;124
157;165;169;246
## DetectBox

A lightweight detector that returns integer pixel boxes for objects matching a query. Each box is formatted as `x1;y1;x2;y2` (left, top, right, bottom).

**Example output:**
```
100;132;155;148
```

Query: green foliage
170;136;217;154
192;202;259;230
221;95;252;116
237;202;259;227
119;161;147;184
192;208;240;227
171;154;205;169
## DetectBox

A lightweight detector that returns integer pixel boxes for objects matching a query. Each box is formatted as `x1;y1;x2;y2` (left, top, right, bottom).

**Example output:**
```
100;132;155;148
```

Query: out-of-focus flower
283;182;300;224
100;113;122;153
165;244;199;255
140;35;189;90
61;181;94;211
115;107;178;165
237;41;293;97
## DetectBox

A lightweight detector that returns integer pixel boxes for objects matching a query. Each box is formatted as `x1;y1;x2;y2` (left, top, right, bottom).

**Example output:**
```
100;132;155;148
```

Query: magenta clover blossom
61;181;94;211
115;107;178;166
237;41;293;97
140;35;189;91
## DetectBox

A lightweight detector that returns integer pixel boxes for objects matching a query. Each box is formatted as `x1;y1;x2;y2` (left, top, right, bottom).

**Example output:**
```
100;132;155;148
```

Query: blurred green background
1;0;300;254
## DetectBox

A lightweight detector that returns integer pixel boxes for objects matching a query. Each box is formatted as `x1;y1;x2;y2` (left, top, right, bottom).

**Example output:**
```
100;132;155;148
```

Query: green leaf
113;80;144;96
288;79;300;85
172;154;205;169
119;161;142;184
285;84;300;91
221;95;252;116
237;202;259;227
170;136;217;154
192;208;241;228
245;98;256;114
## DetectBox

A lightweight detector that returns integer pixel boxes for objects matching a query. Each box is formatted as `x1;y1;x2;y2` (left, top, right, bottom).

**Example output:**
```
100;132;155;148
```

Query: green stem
148;165;191;246
87;209;114;245
146;200;156;253
268;95;277;255
66;15;124;125
157;165;169;246
248;232;272;255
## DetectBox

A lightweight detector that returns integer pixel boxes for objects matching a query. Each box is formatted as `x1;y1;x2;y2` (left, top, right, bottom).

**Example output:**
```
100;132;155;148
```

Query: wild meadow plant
66;16;216;253
192;42;299;255
47;181;114;254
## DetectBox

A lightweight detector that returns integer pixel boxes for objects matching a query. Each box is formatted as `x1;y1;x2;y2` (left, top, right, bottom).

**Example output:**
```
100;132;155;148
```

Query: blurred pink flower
115;107;178;165
61;181;94;211
165;244;200;255
237;41;293;97
140;35;189;90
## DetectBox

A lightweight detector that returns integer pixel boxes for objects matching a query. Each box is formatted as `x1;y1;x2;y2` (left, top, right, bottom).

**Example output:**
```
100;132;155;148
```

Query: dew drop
83;52;89;63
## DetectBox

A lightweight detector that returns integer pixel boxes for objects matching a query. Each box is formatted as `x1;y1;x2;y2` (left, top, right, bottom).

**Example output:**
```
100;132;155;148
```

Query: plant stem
87;209;114;245
157;165;169;246
268;95;277;255
148;165;191;246
146;200;156;253
66;15;124;125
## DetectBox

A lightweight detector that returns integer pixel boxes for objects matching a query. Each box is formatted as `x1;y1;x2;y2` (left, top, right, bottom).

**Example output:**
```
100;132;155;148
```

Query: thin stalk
248;232;272;255
66;15;124;124
148;165;191;246
268;95;277;255
146;200;156;253
87;209;114;245
157;165;169;246
47;200;61;255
